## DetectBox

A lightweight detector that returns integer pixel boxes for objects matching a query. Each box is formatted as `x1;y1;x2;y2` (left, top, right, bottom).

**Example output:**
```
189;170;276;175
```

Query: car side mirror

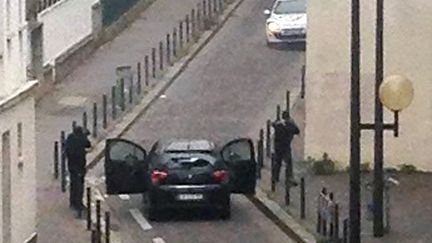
263;9;271;15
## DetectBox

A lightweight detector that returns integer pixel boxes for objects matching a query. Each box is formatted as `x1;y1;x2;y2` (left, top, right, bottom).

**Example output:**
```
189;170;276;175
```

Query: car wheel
143;193;159;221
147;206;159;221
266;41;276;48
220;195;231;220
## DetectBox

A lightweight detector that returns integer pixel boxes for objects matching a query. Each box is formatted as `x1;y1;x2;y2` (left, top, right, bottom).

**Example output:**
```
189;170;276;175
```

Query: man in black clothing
65;126;91;211
272;111;300;182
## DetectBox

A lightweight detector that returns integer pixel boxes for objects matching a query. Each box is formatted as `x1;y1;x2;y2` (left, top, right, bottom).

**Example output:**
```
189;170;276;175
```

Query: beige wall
0;91;37;243
305;0;432;171
38;0;100;65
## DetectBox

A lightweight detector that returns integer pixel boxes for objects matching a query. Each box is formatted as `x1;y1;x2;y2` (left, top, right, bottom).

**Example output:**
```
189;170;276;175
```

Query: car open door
221;138;256;194
104;138;148;194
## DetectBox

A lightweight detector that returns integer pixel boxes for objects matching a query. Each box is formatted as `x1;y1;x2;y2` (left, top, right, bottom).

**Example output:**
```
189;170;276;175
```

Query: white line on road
152;237;166;243
118;194;130;200
129;208;152;231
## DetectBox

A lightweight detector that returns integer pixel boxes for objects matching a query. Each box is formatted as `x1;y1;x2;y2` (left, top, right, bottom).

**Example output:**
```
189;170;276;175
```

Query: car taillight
213;170;228;183
151;170;168;184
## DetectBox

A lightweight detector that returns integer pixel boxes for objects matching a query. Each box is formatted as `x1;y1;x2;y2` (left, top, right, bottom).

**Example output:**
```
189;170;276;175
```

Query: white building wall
38;0;99;65
0;94;37;243
305;0;432;171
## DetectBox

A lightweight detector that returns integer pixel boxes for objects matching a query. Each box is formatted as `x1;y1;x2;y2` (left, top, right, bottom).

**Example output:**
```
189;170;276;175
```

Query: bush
312;153;336;175
398;164;417;174
360;162;371;172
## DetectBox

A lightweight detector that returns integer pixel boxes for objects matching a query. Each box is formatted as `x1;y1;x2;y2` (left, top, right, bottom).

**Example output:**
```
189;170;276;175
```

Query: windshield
273;0;306;14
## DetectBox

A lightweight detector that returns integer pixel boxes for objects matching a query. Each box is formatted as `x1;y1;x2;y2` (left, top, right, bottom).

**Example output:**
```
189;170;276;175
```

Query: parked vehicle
104;138;256;220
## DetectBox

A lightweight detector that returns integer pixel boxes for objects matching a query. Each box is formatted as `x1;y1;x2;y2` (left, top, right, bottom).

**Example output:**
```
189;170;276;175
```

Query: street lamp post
349;0;362;242
373;0;385;237
350;0;414;241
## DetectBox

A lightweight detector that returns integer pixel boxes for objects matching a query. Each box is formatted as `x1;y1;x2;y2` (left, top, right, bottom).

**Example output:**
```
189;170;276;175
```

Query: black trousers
273;149;292;182
69;172;85;209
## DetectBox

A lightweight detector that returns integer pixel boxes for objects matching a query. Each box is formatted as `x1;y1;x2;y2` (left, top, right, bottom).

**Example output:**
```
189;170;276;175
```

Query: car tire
266;41;276;48
220;196;231;220
147;206;159;221
143;193;159;221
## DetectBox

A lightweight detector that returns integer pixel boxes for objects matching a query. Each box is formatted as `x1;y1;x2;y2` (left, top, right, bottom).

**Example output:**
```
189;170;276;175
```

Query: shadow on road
153;208;225;222
268;42;306;51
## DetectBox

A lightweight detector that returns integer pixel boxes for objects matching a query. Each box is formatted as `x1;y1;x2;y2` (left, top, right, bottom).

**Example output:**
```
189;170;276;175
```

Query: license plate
176;193;204;201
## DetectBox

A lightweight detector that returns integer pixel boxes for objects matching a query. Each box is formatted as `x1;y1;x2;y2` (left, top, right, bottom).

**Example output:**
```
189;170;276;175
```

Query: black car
104;138;257;220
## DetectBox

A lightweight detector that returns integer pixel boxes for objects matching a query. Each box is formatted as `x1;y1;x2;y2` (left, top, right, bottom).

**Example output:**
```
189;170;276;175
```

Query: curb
84;0;245;170
249;188;317;243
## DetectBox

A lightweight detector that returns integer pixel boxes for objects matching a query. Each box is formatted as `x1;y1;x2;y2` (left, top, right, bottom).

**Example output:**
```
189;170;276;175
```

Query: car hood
267;13;307;29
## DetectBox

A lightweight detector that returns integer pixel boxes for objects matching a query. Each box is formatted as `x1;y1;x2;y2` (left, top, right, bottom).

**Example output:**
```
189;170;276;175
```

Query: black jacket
65;133;91;174
272;118;300;152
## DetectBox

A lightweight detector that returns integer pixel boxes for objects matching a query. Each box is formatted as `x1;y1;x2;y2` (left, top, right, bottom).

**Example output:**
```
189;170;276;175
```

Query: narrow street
87;0;305;241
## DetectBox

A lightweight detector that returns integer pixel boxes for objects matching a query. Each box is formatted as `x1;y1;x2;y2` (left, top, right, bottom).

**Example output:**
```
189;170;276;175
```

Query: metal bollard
166;34;171;66
301;65;306;99
105;211;110;243
300;177;306;219
191;9;196;39
86;187;92;230
186;15;190;43
342;218;348;243
92;103;97;138
203;0;207;18
208;0;212;19
159;41;164;71
271;153;276;192
266;120;271;157
197;4;202;31
213;0;217;14
276;104;281;120
54;141;59;179
151;48;156;79
96;200;101;243
91;230;98;243
286;90;291;115
144;56;149;87
285;163;290;206
137;62;142;94
179;21;184;50
60;131;66;192
329;192;335;238
120;79;125;111
173;28;177;58
334;204;340;241
72;120;77;131
111;86;117;120
129;78;133;104
256;139;262;179
259;129;264;168
102;94;107;129
83;111;88;131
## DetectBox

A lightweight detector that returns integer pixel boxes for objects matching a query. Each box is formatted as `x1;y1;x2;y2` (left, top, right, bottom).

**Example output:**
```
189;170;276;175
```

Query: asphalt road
88;0;305;241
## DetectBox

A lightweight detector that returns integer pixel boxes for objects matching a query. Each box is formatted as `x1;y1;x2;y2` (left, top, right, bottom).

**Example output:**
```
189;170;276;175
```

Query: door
2;131;11;243
221;138;256;194
105;138;148;194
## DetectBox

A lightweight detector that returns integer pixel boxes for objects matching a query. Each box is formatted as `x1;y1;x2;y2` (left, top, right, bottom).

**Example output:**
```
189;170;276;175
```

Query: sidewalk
255;98;432;243
35;0;203;241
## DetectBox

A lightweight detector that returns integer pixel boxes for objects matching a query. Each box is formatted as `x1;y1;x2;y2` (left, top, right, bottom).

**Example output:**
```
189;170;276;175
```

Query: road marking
129;208;152;231
118;194;130;200
153;237;166;243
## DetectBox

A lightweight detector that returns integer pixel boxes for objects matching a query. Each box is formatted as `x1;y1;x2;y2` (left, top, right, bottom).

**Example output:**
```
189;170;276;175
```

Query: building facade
305;0;432;171
0;0;40;242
